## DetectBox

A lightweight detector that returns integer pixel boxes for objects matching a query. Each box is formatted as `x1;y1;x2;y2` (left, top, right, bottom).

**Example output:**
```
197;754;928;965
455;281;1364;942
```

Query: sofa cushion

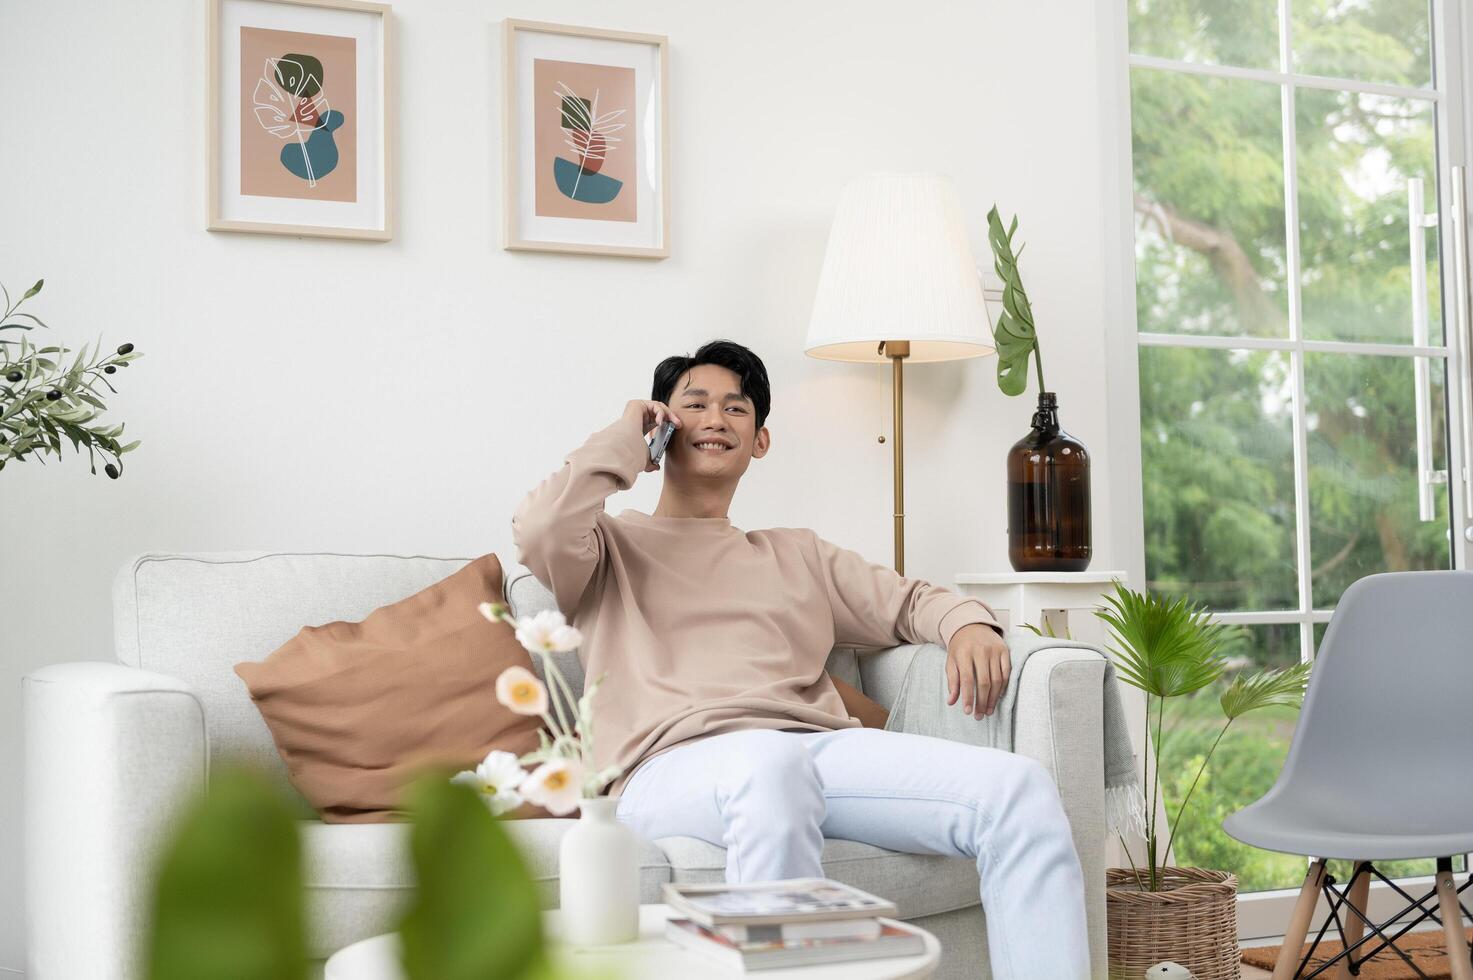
235;554;547;823
300;822;415;959
654;835;982;921
111;551;590;802
114;552;480;790
297;818;673;959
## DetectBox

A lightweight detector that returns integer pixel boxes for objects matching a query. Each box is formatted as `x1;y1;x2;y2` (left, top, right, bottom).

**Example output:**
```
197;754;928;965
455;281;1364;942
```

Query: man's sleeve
511;412;649;615
811;532;1003;651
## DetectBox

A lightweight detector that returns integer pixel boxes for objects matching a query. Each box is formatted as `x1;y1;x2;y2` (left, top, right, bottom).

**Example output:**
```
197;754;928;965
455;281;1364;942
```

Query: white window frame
1095;0;1473;936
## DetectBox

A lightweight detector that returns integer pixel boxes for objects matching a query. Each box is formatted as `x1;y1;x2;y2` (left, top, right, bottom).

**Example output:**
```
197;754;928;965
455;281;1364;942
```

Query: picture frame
207;0;394;241
502;19;670;258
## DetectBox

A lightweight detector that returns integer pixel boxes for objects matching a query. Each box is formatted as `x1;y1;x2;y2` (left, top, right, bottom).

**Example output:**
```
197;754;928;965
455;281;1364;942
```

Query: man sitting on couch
511;339;1087;980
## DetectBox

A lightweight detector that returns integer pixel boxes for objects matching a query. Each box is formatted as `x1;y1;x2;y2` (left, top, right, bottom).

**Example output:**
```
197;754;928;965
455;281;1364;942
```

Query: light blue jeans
615;727;1089;980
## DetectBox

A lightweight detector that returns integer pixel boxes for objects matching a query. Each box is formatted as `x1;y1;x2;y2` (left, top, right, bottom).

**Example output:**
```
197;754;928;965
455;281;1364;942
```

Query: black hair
651;339;771;429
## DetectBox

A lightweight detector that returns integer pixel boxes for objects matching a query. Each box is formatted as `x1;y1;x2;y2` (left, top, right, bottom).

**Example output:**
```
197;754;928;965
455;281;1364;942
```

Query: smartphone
647;420;677;465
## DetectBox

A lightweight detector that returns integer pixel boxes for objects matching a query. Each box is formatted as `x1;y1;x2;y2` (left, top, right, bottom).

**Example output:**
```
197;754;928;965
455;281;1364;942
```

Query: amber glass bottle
1007;391;1091;572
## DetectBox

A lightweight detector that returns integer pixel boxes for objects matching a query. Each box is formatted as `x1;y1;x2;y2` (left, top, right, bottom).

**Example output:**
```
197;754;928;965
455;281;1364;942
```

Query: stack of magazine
662;878;926;971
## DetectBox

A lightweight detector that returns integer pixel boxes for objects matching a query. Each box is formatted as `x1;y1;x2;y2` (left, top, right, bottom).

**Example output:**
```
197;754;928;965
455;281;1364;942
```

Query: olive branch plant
0;279;142;478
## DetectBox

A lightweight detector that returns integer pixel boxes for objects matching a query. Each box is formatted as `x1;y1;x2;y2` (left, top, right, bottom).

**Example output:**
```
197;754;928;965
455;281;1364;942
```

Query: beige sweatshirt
511;411;1002;795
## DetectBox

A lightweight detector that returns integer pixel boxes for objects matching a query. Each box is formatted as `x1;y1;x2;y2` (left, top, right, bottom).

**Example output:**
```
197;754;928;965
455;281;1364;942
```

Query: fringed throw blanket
882;629;1146;838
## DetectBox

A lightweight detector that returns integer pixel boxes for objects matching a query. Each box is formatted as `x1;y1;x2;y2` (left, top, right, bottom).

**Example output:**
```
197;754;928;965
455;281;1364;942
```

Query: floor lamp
805;173;994;576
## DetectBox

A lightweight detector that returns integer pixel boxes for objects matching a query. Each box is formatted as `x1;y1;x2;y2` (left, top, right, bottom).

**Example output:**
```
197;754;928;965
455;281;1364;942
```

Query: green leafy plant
1095;581;1311;891
144;765;582;980
399;775;552;980
1020;619;1072;640
985;205;1045;397
0;278;142;477
145;767;309;980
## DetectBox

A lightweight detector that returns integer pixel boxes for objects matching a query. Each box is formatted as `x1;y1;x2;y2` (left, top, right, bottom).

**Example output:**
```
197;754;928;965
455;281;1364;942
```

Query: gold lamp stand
880;340;910;576
805;175;995;579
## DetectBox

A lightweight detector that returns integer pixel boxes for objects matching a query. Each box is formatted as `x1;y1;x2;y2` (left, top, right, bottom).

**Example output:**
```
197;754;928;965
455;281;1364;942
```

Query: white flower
496;665;549;716
514;610;583;654
477;601;507;624
519;758;585;816
451;750;527;816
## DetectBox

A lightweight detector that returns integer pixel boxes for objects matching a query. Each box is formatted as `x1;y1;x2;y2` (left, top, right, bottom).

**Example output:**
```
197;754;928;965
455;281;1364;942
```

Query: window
1123;0;1469;908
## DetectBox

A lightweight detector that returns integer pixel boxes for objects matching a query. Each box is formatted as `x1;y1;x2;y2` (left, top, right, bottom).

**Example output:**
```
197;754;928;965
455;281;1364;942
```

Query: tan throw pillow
235;553;549;823
831;674;889;729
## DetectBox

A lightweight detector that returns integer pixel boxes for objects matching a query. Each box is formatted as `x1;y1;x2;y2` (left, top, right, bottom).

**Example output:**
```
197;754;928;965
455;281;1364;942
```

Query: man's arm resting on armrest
810;532;1009;719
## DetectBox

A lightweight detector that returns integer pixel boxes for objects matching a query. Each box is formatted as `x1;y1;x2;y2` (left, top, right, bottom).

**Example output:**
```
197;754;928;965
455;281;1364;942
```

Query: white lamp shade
806;173;995;364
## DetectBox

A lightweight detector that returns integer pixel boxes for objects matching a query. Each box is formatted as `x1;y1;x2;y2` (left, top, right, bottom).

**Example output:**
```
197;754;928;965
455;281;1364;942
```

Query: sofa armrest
24;662;208;980
853;642;922;709
1013;646;1109;980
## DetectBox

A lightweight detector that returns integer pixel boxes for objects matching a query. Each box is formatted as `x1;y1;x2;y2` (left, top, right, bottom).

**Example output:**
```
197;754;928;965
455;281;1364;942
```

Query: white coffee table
325;903;941;979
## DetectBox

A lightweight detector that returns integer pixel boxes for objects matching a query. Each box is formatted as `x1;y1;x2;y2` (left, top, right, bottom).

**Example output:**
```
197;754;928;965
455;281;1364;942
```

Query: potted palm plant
1096;582;1311;980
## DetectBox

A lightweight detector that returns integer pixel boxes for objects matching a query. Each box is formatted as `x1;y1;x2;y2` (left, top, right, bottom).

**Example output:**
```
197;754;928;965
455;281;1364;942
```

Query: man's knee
994;754;1074;842
957;750;1065;826
1010;753;1057;795
715;730;822;807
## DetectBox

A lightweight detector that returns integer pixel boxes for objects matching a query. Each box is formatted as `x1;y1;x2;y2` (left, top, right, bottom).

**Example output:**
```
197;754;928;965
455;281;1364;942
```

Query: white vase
557;796;639;945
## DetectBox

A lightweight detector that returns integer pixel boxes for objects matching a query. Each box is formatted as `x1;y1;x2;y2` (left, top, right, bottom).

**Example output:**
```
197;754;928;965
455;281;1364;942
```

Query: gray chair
1223;571;1473;980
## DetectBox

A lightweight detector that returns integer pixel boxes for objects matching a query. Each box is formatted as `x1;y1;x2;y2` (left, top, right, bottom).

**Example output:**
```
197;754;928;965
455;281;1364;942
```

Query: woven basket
1106;867;1240;980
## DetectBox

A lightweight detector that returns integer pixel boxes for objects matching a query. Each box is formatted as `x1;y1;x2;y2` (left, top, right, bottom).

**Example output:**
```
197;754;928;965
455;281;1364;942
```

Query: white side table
954;570;1128;641
325;903;941;980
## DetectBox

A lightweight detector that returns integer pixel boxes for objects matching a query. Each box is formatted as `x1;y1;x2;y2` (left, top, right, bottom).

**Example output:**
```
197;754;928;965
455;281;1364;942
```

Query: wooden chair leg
1436;864;1473;980
1274;859;1328;980
1331;862;1371;980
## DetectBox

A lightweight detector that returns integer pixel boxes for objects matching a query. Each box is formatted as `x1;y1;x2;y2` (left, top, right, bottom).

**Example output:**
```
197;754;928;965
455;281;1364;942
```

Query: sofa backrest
113;550;860;787
503;563;586;696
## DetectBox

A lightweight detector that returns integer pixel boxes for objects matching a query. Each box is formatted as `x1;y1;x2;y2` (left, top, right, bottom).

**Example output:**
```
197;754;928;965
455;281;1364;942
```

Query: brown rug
1242;927;1473;979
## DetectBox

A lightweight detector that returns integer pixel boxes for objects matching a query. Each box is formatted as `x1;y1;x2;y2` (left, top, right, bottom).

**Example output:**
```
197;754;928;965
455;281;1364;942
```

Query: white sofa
23;551;1110;979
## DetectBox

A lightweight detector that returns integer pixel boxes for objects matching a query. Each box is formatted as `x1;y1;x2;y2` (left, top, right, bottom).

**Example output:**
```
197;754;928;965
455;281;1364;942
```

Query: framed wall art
502;20;670;258
208;0;394;241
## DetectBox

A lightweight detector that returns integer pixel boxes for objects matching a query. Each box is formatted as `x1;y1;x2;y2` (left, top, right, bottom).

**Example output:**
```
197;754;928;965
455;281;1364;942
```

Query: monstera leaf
252;55;328;141
986;205;1044;397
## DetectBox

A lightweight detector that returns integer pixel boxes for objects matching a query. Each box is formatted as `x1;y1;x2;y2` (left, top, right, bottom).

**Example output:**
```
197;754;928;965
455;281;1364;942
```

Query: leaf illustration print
252;54;336;187
553;80;627;205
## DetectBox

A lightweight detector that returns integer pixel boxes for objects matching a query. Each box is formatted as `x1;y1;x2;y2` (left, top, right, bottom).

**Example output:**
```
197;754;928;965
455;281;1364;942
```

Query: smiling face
665;363;770;483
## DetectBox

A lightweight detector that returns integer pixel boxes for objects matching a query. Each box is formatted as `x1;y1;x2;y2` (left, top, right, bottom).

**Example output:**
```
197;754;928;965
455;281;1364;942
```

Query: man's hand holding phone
624;399;681;472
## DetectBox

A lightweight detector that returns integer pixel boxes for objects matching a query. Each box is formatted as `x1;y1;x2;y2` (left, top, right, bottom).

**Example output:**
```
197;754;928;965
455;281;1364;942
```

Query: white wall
0;0;1118;971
